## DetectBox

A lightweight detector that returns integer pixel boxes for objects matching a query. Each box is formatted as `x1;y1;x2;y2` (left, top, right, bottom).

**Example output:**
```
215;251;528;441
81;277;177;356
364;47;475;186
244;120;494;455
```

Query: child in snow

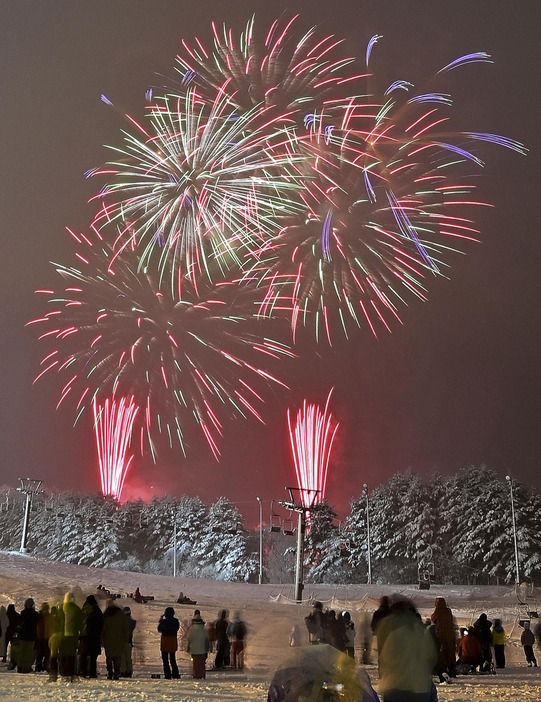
491;619;506;669
289;625;301;647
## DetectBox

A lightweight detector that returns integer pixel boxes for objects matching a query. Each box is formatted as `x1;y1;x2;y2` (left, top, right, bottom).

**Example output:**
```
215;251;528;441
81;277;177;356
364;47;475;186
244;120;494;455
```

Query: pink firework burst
287;389;339;509
93;395;139;500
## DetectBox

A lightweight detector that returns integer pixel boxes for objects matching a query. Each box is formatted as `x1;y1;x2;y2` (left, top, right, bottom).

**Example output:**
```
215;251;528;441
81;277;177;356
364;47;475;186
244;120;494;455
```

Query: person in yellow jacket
377;598;437;702
491;618;506;669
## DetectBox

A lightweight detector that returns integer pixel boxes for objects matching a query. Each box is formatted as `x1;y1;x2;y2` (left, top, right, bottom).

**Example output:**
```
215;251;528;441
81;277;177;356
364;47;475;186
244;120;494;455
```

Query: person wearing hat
187;609;209;679
158;607;180;679
17;598;39;673
121;606;137;677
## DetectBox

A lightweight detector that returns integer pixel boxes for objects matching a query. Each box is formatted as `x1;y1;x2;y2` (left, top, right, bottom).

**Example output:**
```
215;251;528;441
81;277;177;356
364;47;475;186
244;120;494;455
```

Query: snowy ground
1;551;541;700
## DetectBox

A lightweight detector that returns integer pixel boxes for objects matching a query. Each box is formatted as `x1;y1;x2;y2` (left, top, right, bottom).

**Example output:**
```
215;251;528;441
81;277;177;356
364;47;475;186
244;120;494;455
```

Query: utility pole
506;475;520;585
363;483;372;585
17;478;43;554
279;487;319;602
256;497;263;585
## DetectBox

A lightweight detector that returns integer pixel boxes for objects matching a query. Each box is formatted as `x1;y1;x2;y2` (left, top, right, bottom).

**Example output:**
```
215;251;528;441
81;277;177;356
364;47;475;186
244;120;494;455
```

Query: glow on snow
288;390;339;509
93;395;139;500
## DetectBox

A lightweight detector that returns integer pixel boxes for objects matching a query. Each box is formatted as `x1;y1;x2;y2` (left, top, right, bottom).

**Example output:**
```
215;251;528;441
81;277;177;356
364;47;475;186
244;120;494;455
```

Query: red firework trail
287;389;339;508
93;395;139;500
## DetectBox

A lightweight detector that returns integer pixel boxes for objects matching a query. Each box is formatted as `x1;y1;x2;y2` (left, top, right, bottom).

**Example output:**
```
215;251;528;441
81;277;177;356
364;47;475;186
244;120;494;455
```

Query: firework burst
27;228;295;459
244;46;526;343
89;86;304;292
172;15;368;121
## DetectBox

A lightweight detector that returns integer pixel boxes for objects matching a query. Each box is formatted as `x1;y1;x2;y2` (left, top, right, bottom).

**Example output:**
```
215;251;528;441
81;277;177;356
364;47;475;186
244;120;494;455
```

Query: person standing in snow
305;601;324;645
377;597;437;702
16;598;39;673
534;619;541;653
35;602;51;672
521;621;538;667
121;606;136;678
491;618;506;669
214;609;230;669
157;607;180;679
473;612;493;672
47;604;65;682
5;604;20;669
288;624;301;648
227;611;247;670
0;605;9;662
328;610;346;651
430;596;456;681
205;618;216;654
342;611;356;659
102;599;129;680
186;609;209;679
370;595;390;635
78;595;103;678
62;592;82;680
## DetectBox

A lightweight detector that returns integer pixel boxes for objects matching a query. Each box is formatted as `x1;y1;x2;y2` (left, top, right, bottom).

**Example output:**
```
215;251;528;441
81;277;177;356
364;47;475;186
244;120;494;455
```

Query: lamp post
173;518;177;578
16;478;43;553
256;497;263;584
505;475;520;585
363;483;372;585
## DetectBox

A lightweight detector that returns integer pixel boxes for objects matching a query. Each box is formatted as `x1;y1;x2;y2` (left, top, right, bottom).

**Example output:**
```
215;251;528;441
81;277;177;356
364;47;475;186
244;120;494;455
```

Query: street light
173;518;177;578
363;484;372;585
256;497;263;585
16;478;43;554
505;475;520;585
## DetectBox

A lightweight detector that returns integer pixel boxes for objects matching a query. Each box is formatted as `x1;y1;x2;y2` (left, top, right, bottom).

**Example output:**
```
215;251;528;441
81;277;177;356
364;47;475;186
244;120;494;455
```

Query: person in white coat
186;610;209;679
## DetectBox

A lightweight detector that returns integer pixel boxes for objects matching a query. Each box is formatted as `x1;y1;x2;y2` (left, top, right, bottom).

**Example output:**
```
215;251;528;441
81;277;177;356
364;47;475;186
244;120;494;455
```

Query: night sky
1;1;540;524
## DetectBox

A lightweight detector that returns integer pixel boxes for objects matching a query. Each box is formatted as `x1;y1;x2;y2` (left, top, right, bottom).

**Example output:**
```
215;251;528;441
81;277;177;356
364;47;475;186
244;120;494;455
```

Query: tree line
1;465;540;585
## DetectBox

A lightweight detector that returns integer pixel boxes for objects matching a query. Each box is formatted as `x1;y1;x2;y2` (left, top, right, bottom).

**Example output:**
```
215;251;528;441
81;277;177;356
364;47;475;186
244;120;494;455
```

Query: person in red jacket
456;628;483;672
430;597;456;681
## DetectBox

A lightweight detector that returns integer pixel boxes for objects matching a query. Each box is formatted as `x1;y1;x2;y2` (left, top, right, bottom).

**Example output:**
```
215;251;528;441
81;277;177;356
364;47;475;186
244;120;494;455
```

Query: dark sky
1;1;540;525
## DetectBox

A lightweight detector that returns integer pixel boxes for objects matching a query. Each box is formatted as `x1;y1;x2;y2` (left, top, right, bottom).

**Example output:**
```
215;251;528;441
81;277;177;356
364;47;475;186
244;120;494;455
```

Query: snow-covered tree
304;501;347;583
199;497;257;581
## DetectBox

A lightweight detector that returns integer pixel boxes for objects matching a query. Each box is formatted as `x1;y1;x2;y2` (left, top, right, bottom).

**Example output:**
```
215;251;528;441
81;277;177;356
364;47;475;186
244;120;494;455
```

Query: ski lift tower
279;486;319;602
17;478;43;553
